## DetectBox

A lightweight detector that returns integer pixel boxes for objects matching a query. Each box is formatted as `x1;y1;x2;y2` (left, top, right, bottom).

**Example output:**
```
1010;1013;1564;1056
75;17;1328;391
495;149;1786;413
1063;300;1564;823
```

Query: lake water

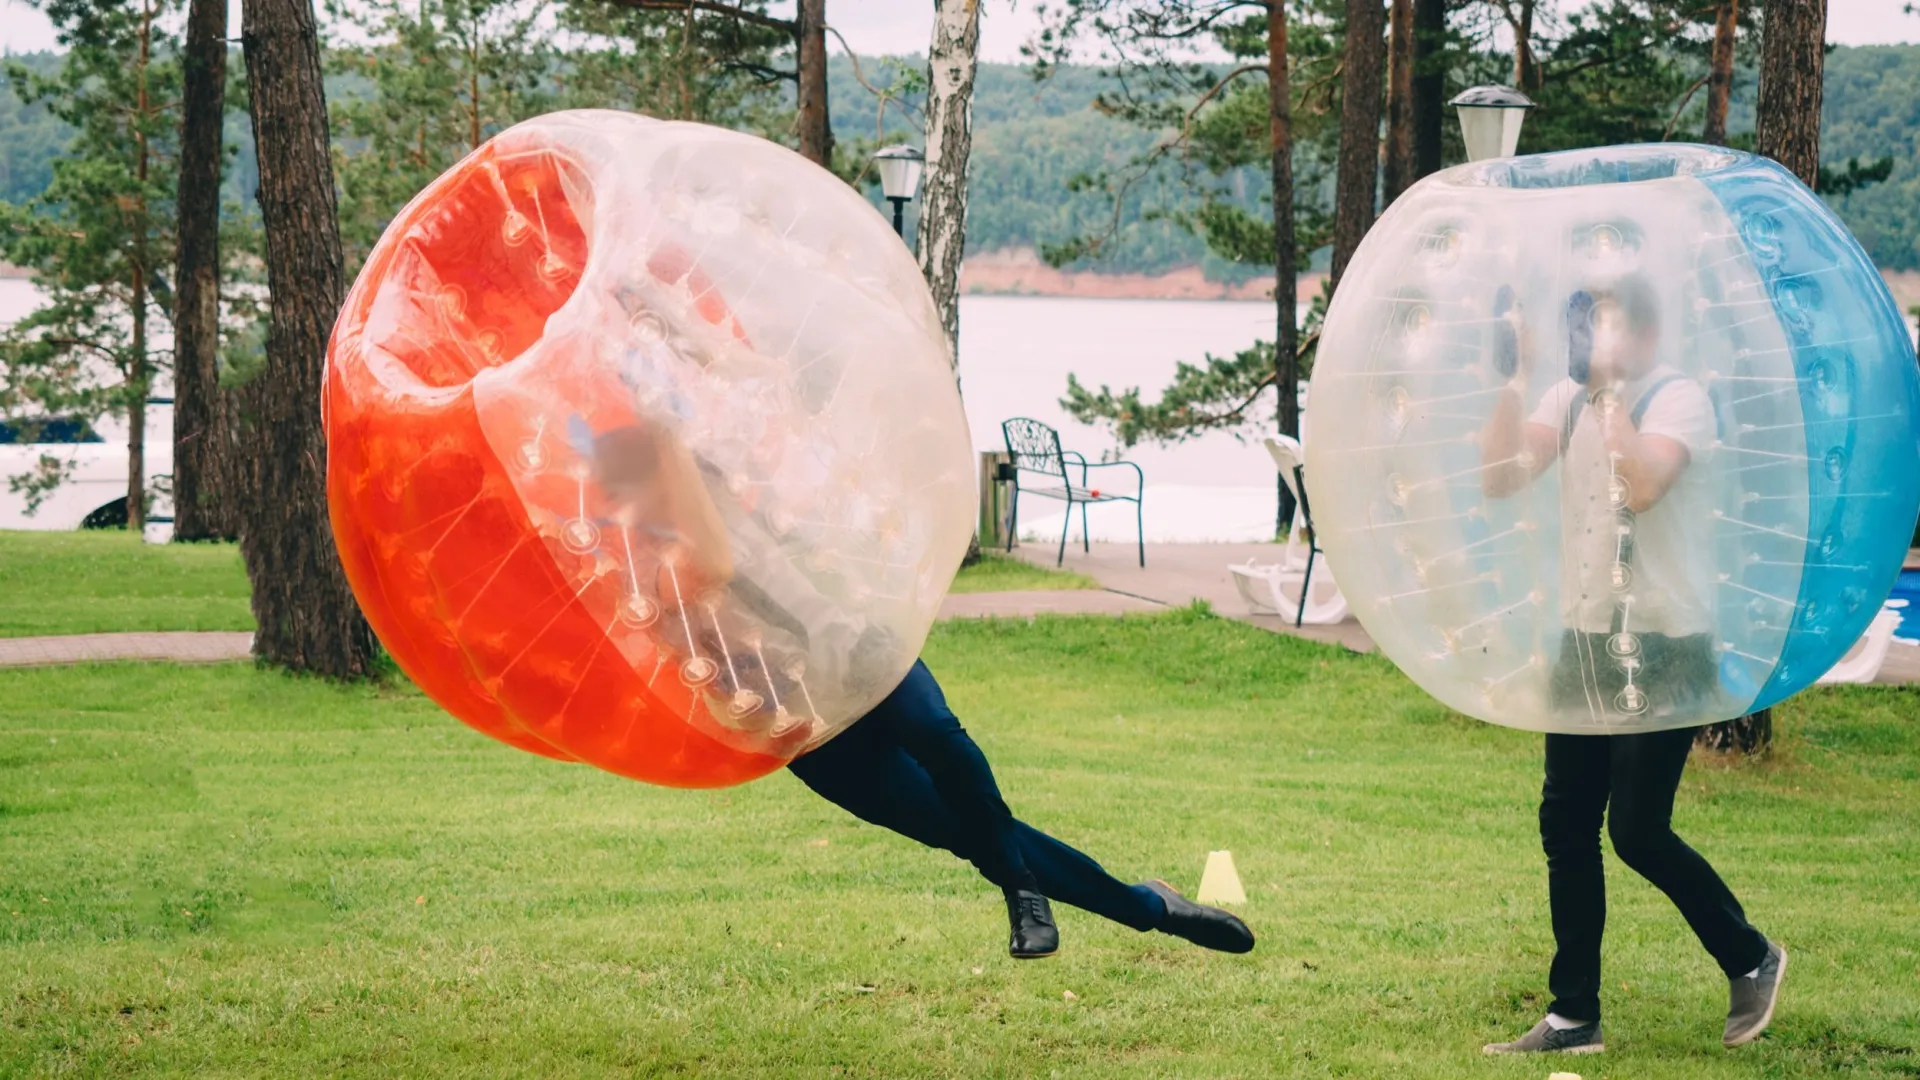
2;277;1293;540
956;294;1292;543
7;278;1916;545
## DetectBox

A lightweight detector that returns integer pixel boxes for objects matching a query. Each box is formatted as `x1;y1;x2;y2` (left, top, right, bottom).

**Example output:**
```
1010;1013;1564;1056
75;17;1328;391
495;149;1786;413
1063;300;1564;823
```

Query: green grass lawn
0;531;253;638
3;609;1916;1077
948;551;1099;594
0;533;1074;638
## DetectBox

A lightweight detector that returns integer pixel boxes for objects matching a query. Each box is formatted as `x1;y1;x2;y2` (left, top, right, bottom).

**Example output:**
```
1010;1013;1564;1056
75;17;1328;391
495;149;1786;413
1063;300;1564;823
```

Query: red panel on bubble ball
324;140;783;788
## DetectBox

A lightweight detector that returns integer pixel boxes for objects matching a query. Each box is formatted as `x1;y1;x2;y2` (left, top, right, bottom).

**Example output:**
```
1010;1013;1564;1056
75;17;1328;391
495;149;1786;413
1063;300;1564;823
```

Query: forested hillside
6;44;1918;274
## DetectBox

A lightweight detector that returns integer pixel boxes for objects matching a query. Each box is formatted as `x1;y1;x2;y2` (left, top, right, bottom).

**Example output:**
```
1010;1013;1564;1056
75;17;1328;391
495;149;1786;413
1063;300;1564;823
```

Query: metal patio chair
1000;417;1144;567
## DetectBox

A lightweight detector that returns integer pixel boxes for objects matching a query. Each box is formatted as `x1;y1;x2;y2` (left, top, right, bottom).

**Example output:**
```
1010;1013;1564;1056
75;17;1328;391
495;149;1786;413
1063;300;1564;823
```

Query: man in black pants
1479;275;1784;1053
788;659;1255;959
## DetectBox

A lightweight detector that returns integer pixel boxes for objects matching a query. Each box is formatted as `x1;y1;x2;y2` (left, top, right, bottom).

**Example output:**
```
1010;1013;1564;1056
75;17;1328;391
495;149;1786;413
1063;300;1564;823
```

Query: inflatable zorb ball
326;111;974;786
1308;144;1920;733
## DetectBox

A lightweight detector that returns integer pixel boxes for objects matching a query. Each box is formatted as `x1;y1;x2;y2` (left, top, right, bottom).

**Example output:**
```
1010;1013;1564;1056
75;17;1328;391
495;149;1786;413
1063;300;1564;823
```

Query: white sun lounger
1815;600;1907;686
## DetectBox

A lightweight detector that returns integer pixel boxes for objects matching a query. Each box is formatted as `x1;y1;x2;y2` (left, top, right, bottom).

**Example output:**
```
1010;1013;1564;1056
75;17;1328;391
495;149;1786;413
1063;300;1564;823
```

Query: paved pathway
939;589;1162;620
1005;542;1377;653
3;544;1915;684
0;631;255;668
1007;541;1920;686
0;592;1159;670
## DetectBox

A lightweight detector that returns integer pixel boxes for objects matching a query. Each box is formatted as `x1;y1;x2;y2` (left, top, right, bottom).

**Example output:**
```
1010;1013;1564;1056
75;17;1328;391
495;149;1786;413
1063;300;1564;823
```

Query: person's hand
1566;290;1596;386
1492;285;1526;383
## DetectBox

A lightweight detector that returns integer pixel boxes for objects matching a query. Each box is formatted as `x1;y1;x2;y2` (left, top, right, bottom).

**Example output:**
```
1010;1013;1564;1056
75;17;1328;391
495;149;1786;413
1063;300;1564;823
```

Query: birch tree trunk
922;0;981;563
174;0;236;541
919;0;979;368
241;0;377;678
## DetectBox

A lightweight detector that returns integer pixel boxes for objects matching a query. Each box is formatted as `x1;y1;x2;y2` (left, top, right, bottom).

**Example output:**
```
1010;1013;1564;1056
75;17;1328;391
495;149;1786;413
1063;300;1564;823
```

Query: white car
0;398;176;543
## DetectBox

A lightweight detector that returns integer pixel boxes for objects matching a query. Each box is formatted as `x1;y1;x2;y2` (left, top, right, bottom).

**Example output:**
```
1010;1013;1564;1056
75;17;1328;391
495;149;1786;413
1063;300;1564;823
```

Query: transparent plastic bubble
325;111;973;786
1307;144;1920;733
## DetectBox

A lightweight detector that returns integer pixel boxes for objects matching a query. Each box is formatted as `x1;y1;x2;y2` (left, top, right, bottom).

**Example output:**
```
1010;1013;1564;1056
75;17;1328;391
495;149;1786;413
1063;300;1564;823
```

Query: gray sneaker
1724;940;1787;1047
1482;1017;1604;1055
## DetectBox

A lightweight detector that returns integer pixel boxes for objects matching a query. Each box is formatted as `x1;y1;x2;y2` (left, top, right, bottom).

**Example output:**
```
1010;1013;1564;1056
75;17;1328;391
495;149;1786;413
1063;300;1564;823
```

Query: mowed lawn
946;551;1100;594
0;531;253;638
0;533;1086;637
3;607;1917;1078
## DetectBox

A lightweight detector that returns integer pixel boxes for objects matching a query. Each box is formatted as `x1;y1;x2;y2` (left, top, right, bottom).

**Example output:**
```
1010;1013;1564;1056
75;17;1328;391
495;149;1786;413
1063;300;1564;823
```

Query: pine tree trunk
1382;0;1414;205
1410;0;1445;178
1705;0;1823;754
174;0;236;542
1757;0;1825;187
1269;0;1299;534
1512;0;1539;91
1698;707;1772;756
240;0;377;679
922;0;983;566
127;279;147;533
795;0;832;167
1330;0;1384;291
127;0;154;535
1702;0;1738;145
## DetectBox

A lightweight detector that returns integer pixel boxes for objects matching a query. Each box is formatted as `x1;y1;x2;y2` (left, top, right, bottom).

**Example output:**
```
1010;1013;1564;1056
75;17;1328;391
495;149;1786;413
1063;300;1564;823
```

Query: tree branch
1661;72;1711;141
1182;328;1321;429
823;23;924;136
600;0;795;37
1050;60;1266;265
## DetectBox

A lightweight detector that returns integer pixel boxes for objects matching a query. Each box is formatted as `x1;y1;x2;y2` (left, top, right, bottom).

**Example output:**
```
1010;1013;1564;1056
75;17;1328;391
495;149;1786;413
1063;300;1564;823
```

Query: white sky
2;0;1914;59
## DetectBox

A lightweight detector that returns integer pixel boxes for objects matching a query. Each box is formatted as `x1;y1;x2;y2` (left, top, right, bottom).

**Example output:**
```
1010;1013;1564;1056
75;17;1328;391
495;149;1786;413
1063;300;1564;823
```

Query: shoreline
8;256;1919;309
960;248;1319;303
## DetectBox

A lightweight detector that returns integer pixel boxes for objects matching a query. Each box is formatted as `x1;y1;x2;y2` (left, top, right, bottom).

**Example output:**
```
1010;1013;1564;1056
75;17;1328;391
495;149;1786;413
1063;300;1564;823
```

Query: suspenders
1559;373;1688;453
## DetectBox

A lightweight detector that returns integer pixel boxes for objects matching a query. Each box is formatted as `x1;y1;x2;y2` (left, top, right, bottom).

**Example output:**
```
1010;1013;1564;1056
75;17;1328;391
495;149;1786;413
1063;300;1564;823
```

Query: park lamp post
872;144;925;237
1449;85;1536;162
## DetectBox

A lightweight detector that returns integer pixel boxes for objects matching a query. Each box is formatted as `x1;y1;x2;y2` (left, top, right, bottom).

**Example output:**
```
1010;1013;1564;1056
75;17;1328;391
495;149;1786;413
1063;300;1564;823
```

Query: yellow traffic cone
1194;850;1246;905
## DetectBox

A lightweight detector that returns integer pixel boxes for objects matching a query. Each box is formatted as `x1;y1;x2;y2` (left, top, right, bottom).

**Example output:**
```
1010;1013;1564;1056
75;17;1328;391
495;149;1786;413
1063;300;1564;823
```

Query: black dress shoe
1005;888;1059;959
1142;880;1255;953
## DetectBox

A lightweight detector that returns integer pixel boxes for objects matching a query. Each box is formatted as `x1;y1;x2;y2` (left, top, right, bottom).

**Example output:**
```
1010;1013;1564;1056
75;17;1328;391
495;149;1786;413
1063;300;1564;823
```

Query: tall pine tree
0;0;179;531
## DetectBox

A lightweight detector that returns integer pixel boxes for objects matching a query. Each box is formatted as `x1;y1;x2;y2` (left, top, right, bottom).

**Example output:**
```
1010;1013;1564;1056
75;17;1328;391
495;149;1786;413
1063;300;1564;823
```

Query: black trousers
787;660;1165;932
1540;727;1771;1020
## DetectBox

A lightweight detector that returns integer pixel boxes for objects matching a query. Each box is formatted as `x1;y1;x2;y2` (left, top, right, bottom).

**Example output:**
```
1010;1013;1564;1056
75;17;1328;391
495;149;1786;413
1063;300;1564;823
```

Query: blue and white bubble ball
1308;144;1920;733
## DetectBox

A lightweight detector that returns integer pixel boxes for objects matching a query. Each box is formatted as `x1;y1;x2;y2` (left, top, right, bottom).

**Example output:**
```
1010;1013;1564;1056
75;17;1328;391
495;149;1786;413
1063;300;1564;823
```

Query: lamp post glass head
1448;85;1535;162
872;144;924;237
873;144;925;201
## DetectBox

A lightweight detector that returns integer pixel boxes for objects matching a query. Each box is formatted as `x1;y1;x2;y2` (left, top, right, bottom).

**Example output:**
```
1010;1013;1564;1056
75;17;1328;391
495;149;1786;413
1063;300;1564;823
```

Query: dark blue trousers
1540;728;1769;1021
787;660;1165;932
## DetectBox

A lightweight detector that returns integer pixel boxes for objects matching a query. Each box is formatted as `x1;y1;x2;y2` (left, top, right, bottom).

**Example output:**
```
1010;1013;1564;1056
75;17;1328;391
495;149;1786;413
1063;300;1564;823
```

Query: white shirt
1526;366;1718;636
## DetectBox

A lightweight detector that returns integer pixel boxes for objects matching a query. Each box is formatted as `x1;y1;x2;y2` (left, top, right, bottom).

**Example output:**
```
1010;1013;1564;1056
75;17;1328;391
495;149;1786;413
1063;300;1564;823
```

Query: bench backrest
1003;417;1068;481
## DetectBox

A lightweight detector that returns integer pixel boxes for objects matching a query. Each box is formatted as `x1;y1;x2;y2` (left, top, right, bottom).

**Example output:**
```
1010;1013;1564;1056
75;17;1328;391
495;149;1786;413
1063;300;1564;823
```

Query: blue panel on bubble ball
1701;157;1920;709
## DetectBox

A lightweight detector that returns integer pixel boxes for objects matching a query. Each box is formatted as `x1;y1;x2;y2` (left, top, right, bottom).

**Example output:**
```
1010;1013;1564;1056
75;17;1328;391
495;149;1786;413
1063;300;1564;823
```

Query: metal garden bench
1000;417;1145;567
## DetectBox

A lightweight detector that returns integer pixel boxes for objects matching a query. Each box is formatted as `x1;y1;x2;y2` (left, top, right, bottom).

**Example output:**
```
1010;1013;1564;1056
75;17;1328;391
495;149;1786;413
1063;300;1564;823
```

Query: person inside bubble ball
588;416;1256;961
1476;273;1786;1054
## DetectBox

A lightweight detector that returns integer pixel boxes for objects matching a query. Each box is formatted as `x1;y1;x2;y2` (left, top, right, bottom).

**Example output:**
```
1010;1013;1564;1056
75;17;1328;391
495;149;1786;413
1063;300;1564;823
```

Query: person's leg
785;670;1163;931
875;661;1167;930
865;660;1036;892
1604;726;1770;978
1541;731;1614;1023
